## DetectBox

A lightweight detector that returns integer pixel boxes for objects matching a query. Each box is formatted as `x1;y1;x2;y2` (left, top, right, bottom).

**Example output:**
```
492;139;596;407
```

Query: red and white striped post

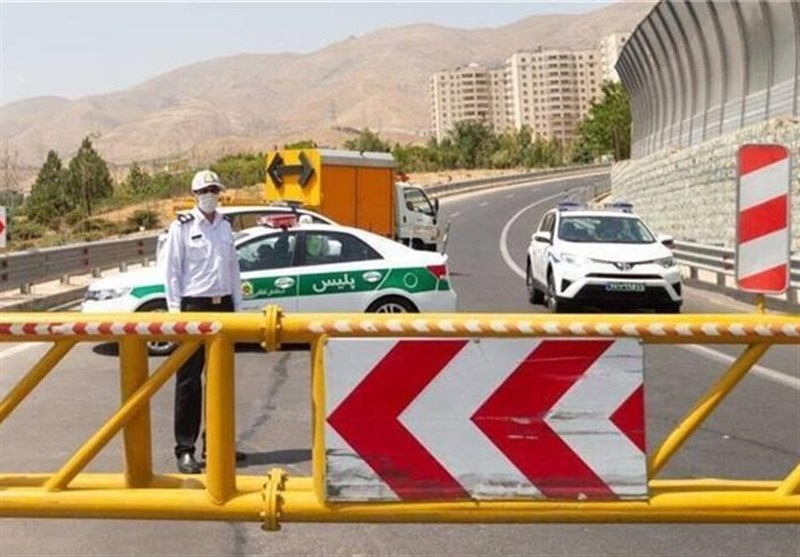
735;144;792;311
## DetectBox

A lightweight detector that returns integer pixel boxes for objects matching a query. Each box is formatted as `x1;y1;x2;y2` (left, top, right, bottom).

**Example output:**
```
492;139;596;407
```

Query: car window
560;216;655;244
299;231;382;267
237;232;298;271
539;213;555;234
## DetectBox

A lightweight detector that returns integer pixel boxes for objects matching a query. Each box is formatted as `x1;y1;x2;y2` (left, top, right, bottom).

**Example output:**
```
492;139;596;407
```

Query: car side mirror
658;234;674;248
533;231;552;244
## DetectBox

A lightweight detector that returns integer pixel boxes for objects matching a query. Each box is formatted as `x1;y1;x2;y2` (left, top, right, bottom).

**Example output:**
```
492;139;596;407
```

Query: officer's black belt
181;295;232;305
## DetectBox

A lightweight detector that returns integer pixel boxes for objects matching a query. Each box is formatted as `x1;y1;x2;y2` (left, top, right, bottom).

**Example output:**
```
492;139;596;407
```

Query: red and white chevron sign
736;144;791;294
324;338;646;502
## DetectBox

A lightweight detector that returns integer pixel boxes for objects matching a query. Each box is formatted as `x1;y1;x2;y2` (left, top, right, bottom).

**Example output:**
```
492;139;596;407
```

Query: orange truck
264;148;442;251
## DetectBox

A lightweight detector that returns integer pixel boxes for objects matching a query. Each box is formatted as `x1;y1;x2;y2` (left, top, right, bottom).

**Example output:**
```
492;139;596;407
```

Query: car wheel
526;260;544;305
136;300;177;356
546;271;568;313
366;296;418;313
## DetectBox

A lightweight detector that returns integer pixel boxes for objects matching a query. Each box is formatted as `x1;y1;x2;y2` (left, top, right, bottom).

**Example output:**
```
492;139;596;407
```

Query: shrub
127;209;161;231
72;217;120;235
8;219;46;241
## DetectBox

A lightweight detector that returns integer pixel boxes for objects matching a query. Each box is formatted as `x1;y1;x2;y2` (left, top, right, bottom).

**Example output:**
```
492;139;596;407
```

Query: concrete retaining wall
611;117;800;253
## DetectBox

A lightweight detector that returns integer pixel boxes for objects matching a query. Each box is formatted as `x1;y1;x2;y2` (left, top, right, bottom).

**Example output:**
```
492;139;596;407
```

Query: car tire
526;261;544;305
546;271;569;313
136;299;177;356
366;296;418;314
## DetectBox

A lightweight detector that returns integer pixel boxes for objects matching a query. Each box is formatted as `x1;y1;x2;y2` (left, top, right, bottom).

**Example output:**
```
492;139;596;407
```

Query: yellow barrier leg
205;335;236;504
43;341;200;491
776;463;800;497
119;337;153;487
0;341;76;423
649;342;771;476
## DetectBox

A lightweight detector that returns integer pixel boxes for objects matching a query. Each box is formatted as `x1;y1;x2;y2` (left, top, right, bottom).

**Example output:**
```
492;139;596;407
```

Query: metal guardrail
426;163;611;197
0;165;611;295
673;240;800;305
0;236;158;294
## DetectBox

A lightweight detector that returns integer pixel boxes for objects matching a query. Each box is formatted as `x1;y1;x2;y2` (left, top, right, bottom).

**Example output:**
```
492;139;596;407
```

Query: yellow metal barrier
0;310;798;527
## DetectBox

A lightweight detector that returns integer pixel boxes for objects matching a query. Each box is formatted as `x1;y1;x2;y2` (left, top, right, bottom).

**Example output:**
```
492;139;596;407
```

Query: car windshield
558;216;655;244
404;187;435;215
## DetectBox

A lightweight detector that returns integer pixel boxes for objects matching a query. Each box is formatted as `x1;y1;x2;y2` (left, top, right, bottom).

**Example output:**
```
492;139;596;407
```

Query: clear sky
0;1;612;106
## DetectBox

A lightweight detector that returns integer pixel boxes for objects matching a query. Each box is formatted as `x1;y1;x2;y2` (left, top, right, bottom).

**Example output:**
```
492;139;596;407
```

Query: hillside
0;1;654;185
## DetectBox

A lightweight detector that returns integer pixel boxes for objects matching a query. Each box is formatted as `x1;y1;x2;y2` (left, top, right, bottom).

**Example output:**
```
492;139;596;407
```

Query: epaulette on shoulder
222;214;233;224
177;213;195;224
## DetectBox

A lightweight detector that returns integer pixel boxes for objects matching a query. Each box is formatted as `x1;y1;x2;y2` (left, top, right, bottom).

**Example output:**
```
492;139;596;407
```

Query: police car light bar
603;201;634;213
557;201;585;211
259;214;298;229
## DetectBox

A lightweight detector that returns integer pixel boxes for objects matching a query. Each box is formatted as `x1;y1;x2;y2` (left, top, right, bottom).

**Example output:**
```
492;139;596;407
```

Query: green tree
211;153;266;189
342;128;391;152
26;150;73;227
66;136;114;216
577;81;631;161
125;162;151;198
284;139;318;150
447;121;498;169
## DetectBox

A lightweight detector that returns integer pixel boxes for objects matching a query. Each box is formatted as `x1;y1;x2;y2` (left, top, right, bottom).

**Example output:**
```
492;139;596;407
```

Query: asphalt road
1;173;798;556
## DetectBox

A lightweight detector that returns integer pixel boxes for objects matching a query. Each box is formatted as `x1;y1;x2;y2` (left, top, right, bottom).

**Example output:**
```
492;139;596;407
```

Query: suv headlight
86;287;132;301
561;253;592;266
654;256;676;268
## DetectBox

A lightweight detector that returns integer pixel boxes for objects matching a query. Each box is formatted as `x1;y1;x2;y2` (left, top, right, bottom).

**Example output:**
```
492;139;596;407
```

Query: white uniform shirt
163;207;242;312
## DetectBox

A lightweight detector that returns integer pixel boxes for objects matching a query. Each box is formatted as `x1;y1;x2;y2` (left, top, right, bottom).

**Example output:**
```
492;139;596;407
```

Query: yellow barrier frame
0;309;798;527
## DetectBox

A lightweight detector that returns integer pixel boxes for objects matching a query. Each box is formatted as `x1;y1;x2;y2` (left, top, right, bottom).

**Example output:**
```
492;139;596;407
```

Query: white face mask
197;192;219;213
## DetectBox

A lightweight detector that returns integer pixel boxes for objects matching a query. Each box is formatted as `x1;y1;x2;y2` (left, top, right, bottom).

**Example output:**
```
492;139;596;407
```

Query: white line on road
498;193;800;390
0;342;46;358
450;211;461;218
505;193;515;199
478;201;489;207
681;344;800;390
499;191;566;279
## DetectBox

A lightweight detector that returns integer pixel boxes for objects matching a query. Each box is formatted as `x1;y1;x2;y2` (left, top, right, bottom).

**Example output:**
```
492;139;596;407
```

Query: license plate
605;282;645;292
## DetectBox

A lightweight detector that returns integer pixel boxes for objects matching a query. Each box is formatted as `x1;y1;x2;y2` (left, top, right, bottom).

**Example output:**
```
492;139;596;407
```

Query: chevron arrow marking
325;338;646;502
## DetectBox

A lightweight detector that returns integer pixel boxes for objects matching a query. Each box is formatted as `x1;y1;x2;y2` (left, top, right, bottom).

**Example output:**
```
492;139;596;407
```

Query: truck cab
397;182;439;251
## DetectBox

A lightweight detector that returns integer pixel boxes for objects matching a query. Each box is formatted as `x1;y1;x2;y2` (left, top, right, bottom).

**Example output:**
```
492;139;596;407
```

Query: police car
84;217;458;354
525;202;682;313
155;205;335;264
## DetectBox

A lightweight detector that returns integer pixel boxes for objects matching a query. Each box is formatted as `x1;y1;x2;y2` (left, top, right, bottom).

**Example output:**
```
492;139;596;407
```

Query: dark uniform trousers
174;294;235;458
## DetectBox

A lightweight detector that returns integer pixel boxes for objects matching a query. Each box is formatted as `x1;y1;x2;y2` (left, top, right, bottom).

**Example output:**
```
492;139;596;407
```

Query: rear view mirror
533;231;552;244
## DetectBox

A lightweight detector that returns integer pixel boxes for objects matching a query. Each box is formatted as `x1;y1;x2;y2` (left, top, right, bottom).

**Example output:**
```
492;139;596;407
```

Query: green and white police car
83;219;458;353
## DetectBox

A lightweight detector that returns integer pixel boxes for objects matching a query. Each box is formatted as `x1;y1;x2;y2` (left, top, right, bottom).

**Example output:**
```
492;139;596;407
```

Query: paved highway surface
1;173;798;556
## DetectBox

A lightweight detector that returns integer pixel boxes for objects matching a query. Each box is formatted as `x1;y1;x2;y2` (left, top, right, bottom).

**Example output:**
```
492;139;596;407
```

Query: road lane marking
498;194;800;390
450;211;461;218
506;194;515;199
479;201;489;207
0;342;46;358
681;344;799;390
499;191;566;279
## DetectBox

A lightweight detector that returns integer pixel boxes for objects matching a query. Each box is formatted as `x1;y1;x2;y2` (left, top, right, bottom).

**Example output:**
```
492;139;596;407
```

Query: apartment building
599;32;630;82
430;63;508;143
430;33;623;144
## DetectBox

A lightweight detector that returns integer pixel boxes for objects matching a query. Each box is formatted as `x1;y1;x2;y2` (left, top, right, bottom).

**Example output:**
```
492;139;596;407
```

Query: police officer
163;169;244;474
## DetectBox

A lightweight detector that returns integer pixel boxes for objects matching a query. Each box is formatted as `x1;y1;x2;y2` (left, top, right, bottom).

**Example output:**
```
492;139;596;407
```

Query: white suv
525;202;682;313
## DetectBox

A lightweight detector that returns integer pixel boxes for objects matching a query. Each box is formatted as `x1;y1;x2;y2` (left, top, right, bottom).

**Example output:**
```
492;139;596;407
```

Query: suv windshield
558;216;655;244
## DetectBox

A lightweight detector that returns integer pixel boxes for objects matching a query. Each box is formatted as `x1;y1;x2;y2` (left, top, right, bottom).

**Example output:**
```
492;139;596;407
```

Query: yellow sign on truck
265;148;441;251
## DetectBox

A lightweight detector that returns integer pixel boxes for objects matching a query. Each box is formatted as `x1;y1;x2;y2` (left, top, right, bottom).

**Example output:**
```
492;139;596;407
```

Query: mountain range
0;1;655;188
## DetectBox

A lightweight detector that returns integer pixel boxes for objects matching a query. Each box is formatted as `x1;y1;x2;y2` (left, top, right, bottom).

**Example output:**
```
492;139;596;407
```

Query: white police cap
191;170;226;192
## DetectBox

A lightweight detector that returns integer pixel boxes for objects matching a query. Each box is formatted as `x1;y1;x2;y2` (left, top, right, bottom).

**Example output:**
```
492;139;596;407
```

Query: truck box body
265;149;396;239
